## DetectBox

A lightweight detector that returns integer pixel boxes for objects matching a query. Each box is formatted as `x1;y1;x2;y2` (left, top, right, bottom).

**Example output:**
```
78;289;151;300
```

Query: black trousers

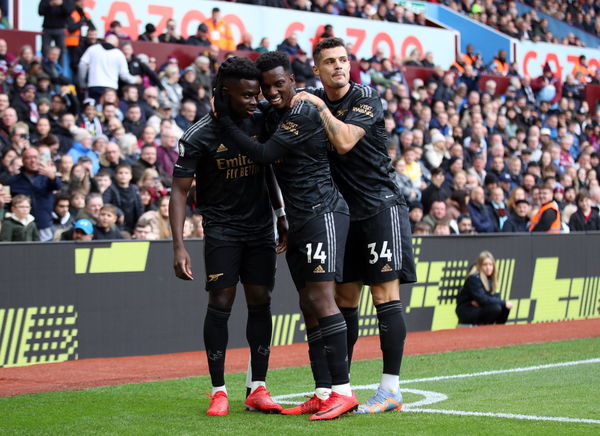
456;303;510;325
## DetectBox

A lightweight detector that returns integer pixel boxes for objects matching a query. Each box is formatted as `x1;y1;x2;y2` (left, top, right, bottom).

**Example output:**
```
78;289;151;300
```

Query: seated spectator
432;220;452;235
568;191;600;231
0;194;39;241
137;195;172;239
50;192;74;239
77;192;102;224
487;187;509;230
236;32;254;51
68;127;99;175
468;186;498;233
132;218;158;240
408;201;423;232
138;23;158;42
423;200;457;234
456;251;513;325
424;132;449;170
112;163;142;233
277;33;302;56
456;215;474;234
122;104;145;138
392;158;419;202
60;218;94;241
175;101;197;132
93;204;123;240
532;63;562;105
502;199;531;233
187;23;211;47
413;221;431;235
421;168;450;215
105;20;131;40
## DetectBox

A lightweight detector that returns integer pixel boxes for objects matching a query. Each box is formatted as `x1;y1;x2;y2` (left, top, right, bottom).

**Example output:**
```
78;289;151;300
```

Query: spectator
156;128;179;183
9;147;60;240
187;23;211;47
42;46;69;91
456;251;513;325
112;163;142;232
468;186;498;233
202;7;235;50
78;34;141;102
50;192;74;238
0;194;40;241
568;191;600;231
99;141;124;177
291;49;316;88
137;195;171;239
457;215;474;234
160;65;183;113
38;0;72;62
423;200;456;234
93;203;123;240
277;33;302;56
121;42;165;95
487;186;509;230
175;101;197;132
122;104;145;138
255;37;270;53
421;167;450;214
105;20;131;40
138;23;158;42
67;127;99;174
236;32;254;51
529;183;561;232
60;217;94;240
132;218;157;240
532;63;562;105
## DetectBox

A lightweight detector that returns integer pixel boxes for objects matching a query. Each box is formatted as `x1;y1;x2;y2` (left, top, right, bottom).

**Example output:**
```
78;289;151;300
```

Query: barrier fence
1;233;599;368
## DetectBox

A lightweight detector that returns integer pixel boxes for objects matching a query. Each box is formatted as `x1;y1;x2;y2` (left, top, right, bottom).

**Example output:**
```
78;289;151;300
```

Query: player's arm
170;175;194;280
265;165;288;254
291;91;365;155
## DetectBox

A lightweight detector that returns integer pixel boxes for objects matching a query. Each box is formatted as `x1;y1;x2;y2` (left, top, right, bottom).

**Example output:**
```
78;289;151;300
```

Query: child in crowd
0;194;39;241
113;163;143;233
93;204;123;240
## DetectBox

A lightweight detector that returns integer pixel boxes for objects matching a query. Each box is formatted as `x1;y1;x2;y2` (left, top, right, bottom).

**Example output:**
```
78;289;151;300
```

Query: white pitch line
407;408;600;425
400;357;600;384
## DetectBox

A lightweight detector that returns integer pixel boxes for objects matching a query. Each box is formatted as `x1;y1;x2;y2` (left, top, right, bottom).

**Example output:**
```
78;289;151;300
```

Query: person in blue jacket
456;251;513;325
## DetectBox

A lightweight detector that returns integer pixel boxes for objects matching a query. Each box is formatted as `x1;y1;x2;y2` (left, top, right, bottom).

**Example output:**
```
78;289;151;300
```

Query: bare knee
335;282;362;307
370;279;400;306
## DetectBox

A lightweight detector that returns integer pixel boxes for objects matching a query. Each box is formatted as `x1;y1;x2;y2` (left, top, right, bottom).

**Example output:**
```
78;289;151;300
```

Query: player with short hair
169;57;287;416
292;37;417;413
214;51;358;420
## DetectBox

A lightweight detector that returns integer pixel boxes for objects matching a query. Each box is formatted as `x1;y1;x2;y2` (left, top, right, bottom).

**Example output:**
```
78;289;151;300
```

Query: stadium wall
1;233;599;368
16;0;458;68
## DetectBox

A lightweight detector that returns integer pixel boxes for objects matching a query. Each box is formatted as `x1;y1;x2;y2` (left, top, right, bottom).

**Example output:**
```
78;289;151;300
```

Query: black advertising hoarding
1;233;599;368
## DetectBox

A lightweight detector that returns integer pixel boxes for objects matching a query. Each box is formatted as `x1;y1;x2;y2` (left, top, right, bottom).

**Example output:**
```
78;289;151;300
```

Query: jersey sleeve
173;136;204;178
270;105;319;151
343;86;383;131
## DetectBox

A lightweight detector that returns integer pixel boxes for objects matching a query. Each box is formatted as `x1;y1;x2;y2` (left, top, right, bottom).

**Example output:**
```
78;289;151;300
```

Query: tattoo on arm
320;109;340;138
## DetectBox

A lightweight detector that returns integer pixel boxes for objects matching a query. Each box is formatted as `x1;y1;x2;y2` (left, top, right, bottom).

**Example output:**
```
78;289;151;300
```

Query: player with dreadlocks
169;57;287;416
214;51;358;421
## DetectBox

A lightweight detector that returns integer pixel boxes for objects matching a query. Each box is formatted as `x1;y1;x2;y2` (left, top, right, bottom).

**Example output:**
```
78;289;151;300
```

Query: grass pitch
1;337;599;435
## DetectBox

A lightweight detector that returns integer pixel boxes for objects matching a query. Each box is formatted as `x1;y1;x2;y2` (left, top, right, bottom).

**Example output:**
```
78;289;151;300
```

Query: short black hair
255;51;291;74
313;37;346;63
214;56;260;91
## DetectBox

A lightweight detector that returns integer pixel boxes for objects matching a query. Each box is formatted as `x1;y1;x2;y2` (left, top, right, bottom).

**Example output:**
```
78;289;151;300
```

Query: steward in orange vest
490;49;509;76
572;55;593;82
529;186;561;233
66;0;95;73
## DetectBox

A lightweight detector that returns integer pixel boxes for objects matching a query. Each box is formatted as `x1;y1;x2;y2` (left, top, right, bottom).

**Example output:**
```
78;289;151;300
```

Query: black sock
307;326;332;389
318;313;349;386
246;303;272;382
339;306;358;371
375;300;406;376
204;304;231;387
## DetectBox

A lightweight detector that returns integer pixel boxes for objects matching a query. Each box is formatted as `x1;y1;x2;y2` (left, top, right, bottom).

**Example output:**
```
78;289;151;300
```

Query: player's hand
173;246;194;280
276;216;288;254
505;301;514;310
213;84;231;119
290;91;323;109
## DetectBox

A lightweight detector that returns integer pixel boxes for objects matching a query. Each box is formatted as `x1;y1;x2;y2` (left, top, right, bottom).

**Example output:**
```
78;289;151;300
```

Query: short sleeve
344;86;384;131
270;107;319;150
173;137;204;178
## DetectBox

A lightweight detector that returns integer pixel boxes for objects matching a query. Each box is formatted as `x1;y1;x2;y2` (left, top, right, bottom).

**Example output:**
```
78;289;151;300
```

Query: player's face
224;79;260;118
260;66;295;111
314;46;350;89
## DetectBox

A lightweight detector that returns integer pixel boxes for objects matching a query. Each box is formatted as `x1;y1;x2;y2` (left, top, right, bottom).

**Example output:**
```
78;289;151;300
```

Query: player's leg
240;239;282;413
356;205;409;413
202;237;243;416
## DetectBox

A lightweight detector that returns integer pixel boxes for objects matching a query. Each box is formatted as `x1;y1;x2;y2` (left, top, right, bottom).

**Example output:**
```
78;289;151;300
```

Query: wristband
274;208;286;218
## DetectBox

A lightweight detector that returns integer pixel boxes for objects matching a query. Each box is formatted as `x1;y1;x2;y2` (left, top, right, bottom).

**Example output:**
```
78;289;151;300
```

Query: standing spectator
65;0;95;76
38;0;73;62
529;184;561;233
468;186;498;233
202;7;235;51
456;251;512;325
187;23;211;47
568;191;600;231
0;194;40;241
159;19;184;44
9;147;61;241
112;163;142;233
78;34;141;102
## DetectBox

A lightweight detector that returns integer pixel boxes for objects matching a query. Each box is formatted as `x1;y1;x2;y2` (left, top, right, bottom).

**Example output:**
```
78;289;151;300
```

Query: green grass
1;338;599;436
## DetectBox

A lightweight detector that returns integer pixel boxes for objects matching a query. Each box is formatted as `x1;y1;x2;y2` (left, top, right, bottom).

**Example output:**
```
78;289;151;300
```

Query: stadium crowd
0;1;599;242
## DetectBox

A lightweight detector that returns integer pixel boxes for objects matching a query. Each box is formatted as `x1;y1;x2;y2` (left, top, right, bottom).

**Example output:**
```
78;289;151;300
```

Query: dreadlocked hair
214;56;261;90
255;51;291;74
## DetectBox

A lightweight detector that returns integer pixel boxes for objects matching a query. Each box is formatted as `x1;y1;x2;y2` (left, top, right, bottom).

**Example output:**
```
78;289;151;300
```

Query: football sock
331;383;352;397
246;303;272;382
307;326;332;389
380;374;400;395
250;381;266;393
204;305;231;388
375;300;406;378
318;313;349;386
315;387;331;401
212;385;227;395
339;306;359;371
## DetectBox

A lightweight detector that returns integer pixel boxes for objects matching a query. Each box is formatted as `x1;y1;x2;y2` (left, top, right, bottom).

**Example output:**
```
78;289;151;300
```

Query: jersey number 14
306;242;326;264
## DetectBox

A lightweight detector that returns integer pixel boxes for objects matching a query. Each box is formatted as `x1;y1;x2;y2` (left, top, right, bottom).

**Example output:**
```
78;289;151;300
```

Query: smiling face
223;78;260;119
260;66;295;111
